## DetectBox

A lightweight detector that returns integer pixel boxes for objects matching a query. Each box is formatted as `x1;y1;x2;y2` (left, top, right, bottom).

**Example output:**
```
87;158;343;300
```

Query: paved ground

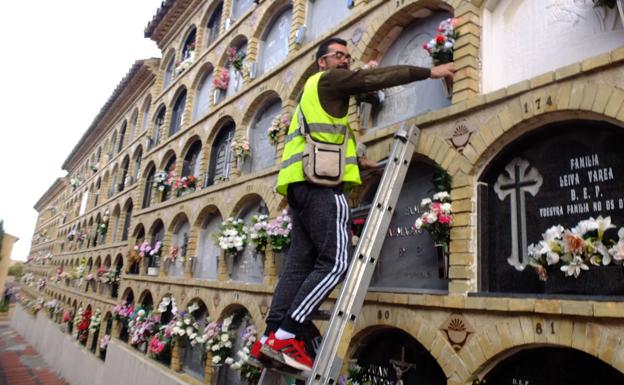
0;321;67;385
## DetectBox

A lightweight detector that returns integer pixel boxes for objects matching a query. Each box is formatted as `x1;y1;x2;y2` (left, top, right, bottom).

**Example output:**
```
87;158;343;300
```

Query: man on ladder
251;37;454;373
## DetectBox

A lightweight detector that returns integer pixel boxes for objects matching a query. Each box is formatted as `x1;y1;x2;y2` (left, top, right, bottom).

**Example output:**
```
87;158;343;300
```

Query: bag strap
298;107;348;147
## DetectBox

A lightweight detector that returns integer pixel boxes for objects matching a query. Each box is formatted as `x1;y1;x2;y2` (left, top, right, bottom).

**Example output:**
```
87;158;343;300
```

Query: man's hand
358;155;380;170
430;62;455;79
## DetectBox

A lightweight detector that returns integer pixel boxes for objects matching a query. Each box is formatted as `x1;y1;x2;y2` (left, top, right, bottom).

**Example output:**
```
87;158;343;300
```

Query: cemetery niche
352;160;449;293
482;346;624;385
349;329;446;385
479;120;624;296
230;198;267;283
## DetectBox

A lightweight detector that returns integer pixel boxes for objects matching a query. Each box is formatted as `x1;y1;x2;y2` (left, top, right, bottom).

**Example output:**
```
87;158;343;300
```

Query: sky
0;1;164;261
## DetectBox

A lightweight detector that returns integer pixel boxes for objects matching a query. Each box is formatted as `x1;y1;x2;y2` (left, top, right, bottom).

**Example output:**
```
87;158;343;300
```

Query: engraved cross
494;158;543;270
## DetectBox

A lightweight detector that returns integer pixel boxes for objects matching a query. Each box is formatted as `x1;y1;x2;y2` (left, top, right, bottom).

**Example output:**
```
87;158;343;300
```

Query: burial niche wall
479;119;624;296
483;346;624;385
353;160;449;293
366;12;452;131
351;328;446;385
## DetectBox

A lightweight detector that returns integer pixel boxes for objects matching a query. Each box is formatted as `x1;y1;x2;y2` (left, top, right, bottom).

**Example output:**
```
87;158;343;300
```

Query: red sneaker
248;340;265;367
260;333;313;372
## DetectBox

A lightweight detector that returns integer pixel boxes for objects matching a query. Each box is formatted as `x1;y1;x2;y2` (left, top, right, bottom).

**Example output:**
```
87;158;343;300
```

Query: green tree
8;263;23;278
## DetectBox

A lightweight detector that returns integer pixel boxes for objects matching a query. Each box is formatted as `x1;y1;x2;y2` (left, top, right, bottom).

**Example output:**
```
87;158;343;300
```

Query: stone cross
494;158;543;270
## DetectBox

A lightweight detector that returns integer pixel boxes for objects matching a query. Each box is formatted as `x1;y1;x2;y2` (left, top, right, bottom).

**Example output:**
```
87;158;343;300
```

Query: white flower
176;321;183;328
425;212;437;224
211;344;219;351
225;357;234;365
543;225;564;242
186;327;194;335
224;341;232;348
223;317;232;327
221;334;229;342
212;355;221;364
172;327;180;334
414;218;424;230
184;318;191;325
560;256;589;278
432;191;450;201
594;241;611;265
231;362;242;370
420;198;432;207
178;329;186;336
441;202;452;213
595;216;616;239
609;241;624;261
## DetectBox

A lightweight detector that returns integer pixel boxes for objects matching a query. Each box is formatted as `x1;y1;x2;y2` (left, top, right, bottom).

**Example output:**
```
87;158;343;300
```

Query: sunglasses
322;51;352;62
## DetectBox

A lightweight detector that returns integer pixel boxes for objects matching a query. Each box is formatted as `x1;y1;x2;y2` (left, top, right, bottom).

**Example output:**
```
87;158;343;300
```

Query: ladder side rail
307;125;420;385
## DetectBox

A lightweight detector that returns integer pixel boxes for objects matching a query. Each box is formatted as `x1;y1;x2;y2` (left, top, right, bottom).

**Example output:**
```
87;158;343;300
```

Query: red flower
439;214;452;224
435;34;445;44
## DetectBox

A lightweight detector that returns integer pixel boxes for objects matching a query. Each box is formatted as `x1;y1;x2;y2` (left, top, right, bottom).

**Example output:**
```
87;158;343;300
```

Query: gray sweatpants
265;182;353;336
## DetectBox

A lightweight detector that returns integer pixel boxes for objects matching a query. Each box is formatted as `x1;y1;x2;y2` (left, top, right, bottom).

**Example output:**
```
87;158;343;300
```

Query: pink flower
439;215;452;224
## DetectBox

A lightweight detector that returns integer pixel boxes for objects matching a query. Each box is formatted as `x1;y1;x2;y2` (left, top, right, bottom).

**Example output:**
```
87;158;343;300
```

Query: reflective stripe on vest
276;71;361;196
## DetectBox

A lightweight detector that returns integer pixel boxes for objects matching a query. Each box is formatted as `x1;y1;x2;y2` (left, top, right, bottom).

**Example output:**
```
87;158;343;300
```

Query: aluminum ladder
259;124;420;385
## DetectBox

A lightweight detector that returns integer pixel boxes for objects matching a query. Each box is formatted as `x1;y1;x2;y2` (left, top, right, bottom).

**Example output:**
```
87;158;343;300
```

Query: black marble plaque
480;120;624;294
366;161;448;292
483;346;624;385
354;329;445;385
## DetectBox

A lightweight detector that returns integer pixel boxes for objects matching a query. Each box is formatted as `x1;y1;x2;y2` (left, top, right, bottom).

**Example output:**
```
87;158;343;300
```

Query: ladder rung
309;309;331;321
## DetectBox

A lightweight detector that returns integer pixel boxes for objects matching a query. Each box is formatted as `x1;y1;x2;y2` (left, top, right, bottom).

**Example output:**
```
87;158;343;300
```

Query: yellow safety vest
276;71;361;196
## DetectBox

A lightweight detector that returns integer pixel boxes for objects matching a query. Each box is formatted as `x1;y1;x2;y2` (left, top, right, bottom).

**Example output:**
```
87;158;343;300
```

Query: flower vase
435;244;449;280
544;265;624;295
440;77;453;99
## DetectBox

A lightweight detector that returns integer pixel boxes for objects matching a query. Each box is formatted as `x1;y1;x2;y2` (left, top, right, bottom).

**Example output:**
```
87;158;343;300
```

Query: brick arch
228;188;276;218
286;60;317;103
180;134;203;160
206;114;237;143
355;0;456;64
190;61;215;89
160;48;177;71
167;211;191;233
217;300;264;330
464;320;624;382
251;0;292;40
194;204;225;228
350;305;464;381
159;148;177;170
148;218;166;236
467;93;624;180
199;0;225;32
241;90;282;128
217;34;248;68
169;84;189;110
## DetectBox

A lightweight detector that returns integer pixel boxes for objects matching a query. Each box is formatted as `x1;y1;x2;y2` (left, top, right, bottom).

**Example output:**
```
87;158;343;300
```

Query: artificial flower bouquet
249;214;270;252
413;191;453;248
153;170;170;191
100;335;110;351
89;308;102;333
267;210;292;252
204;315;234;365
231;136;251;159
268;114;290;145
527;216;624;281
423;18;459;65
212;68;230;91
214;217;248;255
136;240;162;258
227;46;246;72
227;322;261;384
112;301;135;322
